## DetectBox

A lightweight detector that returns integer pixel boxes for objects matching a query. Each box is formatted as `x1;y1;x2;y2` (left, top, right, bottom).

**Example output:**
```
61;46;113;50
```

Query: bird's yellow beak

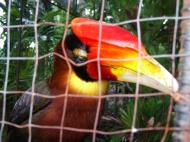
104;47;178;94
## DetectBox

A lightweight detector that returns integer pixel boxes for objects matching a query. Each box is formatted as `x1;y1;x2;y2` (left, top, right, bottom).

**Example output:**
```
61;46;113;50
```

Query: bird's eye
73;48;87;58
72;48;87;63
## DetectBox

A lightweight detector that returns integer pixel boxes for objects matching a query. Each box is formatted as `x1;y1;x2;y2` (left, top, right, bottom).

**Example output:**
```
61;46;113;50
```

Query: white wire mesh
0;0;11;141
27;0;40;142
0;0;189;142
129;0;143;141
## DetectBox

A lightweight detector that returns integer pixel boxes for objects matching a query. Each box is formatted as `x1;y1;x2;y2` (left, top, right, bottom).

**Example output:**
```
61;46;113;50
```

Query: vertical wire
27;0;40;142
59;0;72;141
129;0;143;141
160;0;180;141
0;0;11;142
92;0;105;142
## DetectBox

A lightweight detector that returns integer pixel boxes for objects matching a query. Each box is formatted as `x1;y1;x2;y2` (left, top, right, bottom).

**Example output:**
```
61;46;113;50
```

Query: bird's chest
32;97;104;142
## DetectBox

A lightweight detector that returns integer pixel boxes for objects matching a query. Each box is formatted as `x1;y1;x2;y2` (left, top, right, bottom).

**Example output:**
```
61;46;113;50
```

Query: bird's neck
68;71;108;96
49;70;108;96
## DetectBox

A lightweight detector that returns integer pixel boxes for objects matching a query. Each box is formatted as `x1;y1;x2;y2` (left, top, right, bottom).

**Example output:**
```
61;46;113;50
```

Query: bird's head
62;17;178;94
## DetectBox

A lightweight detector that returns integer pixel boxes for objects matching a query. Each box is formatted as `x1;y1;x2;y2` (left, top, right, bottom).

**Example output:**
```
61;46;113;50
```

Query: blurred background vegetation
0;0;181;141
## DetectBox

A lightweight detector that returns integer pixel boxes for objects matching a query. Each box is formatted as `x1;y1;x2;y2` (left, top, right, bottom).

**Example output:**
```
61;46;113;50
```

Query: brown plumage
8;38;108;142
31;40;106;142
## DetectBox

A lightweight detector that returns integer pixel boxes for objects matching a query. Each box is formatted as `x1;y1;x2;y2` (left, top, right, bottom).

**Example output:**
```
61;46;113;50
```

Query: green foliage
120;97;171;128
109;135;122;142
118;97;172;142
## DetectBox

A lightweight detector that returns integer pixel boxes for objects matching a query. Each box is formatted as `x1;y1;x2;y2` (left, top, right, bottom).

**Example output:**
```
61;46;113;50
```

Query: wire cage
0;0;190;142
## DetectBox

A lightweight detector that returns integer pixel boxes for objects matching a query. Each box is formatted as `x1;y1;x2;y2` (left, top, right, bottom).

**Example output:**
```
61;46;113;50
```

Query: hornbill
8;18;178;142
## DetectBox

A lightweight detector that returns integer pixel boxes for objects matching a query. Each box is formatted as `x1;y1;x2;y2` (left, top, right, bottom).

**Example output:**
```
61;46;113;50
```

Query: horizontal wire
1;90;168;98
1;120;190;135
1;15;190;29
0;52;190;65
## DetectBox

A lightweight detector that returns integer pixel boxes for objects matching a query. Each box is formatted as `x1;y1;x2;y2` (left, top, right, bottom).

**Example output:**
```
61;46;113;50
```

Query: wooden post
173;0;190;141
